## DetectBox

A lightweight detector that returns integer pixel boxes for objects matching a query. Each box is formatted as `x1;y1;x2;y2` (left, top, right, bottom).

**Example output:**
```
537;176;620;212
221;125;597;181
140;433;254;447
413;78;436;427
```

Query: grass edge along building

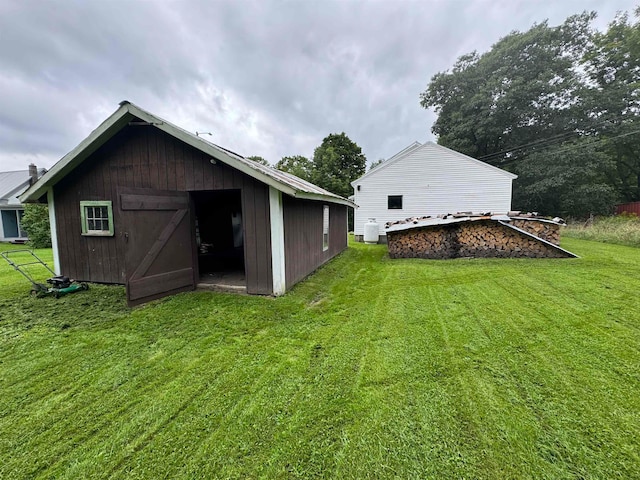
20;101;353;306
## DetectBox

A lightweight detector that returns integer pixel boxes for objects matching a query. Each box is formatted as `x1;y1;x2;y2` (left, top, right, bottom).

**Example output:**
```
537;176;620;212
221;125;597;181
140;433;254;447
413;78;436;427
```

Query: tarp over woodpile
385;212;577;259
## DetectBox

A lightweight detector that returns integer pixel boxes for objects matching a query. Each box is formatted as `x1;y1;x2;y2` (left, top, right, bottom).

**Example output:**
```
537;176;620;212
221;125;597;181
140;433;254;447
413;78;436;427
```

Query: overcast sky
0;0;637;172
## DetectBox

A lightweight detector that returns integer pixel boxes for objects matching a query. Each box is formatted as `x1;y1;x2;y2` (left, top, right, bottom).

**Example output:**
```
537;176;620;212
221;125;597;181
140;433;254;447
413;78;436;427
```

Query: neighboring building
20;101;353;305
351;141;518;241
616;201;640;216
0;166;45;242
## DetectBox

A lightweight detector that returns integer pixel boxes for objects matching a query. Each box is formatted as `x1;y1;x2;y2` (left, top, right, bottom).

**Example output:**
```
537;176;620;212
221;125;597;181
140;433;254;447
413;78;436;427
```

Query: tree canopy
369;159;385;171
420;9;640;218
311;133;366;199
274;133;366;199
274;155;313;182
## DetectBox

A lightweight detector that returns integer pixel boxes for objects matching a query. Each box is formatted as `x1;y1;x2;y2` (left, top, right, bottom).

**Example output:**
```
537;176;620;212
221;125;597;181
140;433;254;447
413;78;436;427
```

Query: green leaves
421;9;640;218
274;133;367;200
21;203;51;248
311;133;366;199
274;155;314;182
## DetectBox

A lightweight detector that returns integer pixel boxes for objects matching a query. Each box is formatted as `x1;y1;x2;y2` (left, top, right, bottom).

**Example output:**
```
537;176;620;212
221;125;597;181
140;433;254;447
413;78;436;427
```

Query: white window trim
322;205;329;251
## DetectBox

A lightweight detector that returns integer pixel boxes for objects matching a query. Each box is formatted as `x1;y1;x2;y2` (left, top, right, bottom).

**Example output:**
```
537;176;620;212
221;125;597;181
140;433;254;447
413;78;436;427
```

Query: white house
0;165;45;242
351;141;518;241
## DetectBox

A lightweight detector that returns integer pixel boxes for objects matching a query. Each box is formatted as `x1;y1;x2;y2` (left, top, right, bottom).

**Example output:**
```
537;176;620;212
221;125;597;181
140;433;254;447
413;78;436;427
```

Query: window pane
17;210;27;237
1;210;19;238
322;205;329;251
388;195;403;209
81;201;113;235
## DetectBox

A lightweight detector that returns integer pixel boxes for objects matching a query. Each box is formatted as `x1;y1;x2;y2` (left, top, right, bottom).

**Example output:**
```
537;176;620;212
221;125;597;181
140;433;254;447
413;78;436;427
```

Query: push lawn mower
1;249;88;298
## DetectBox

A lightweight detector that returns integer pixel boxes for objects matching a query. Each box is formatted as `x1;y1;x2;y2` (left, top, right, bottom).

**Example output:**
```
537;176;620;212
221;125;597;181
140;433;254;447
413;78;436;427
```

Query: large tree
421;13;596;160
275;155;313;182
311;133;366;199
585;10;640;203
419;12;621;217
246;155;270;166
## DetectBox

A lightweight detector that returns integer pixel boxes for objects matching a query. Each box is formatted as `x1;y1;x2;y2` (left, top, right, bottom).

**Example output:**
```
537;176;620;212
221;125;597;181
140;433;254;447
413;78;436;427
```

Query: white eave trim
20;109;133;202
293;191;357;208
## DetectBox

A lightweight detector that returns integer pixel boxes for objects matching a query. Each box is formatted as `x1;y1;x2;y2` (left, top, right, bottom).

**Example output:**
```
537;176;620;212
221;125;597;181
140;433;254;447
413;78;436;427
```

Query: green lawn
1;237;639;479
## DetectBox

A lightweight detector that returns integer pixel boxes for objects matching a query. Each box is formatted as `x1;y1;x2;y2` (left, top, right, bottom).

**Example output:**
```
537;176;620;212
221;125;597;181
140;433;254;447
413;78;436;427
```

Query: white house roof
0;169;45;206
20;101;354;207
351;141;517;186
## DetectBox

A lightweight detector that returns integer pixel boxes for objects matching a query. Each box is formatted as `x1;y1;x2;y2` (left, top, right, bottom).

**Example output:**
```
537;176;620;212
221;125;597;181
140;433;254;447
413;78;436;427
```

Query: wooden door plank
128;267;193;300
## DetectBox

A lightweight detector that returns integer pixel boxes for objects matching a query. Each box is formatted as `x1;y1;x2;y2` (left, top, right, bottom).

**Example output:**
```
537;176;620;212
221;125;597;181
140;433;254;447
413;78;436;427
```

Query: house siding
283;197;347;289
352;143;515;237
53;126;273;294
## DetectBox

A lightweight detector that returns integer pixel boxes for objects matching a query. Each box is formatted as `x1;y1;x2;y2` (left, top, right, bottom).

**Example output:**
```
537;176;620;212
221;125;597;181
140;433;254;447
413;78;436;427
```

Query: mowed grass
1;237;639;479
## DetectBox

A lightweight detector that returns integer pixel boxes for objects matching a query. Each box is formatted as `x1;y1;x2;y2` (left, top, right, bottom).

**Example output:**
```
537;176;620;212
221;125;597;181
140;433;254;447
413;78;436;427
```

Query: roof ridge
21;101;354;207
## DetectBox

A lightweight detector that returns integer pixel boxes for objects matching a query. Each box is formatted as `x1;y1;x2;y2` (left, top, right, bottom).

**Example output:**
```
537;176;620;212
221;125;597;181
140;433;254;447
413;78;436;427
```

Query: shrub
21;204;51;248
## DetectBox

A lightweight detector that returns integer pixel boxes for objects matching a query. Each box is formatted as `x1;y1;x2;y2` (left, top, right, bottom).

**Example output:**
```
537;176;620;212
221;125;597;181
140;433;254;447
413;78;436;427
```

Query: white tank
364;218;379;244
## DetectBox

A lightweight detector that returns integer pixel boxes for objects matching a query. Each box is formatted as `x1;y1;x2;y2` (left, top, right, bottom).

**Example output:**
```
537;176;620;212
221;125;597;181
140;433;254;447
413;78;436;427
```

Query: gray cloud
0;0;636;172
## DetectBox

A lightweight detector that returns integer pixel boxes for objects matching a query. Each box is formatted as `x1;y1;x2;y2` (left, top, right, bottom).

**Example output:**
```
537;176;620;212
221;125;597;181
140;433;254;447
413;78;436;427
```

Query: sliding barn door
119;188;195;306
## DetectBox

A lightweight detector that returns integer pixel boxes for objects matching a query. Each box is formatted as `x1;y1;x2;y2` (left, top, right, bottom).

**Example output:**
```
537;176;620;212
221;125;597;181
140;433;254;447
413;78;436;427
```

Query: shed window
388;195;403;209
80;201;114;236
322;205;329;251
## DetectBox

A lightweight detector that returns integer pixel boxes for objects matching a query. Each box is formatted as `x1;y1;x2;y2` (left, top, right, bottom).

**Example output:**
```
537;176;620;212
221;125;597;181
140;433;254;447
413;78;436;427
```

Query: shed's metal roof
20;101;355;207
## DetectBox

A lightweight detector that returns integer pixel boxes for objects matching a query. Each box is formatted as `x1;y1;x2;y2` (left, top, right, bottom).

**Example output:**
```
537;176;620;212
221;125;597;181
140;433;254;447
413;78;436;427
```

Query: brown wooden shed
20;101;352;305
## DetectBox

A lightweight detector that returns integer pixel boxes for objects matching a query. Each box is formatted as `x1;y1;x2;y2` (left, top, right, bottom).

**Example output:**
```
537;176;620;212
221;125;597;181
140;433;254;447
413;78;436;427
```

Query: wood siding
53;126;273;295
352;142;515;237
283;197;347;289
616;201;640;216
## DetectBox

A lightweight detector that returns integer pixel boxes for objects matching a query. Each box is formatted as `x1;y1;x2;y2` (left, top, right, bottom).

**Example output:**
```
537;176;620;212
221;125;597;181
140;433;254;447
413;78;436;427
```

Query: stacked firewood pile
385;212;574;259
511;219;560;245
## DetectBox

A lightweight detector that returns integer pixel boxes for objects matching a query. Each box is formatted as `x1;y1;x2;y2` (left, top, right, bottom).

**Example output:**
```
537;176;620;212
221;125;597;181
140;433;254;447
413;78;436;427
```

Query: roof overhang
293;191;357;207
20;106;133;202
20;101;355;207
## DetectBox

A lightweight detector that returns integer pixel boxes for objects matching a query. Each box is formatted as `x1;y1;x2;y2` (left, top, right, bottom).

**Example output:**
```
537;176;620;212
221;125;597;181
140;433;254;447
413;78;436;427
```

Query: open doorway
192;190;246;292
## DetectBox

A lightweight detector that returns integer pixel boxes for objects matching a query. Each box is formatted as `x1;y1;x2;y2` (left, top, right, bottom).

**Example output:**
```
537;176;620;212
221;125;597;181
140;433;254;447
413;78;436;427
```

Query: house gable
352;142;517;236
